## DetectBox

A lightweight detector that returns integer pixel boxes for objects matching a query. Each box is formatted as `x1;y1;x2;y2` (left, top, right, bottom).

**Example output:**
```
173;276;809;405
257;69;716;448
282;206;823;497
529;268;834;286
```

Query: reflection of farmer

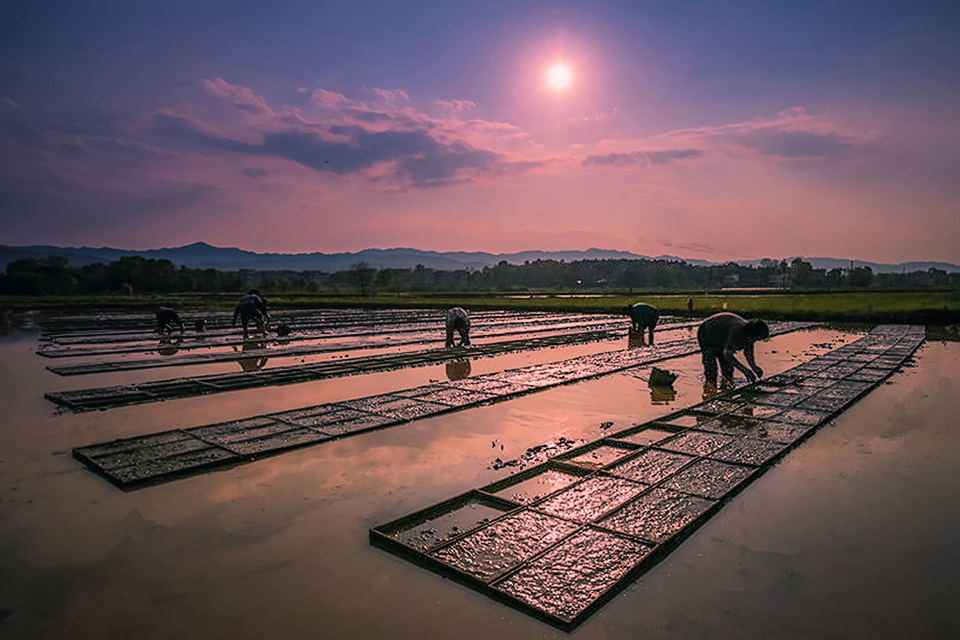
157;335;183;356
624;302;659;345
234;339;269;372
445;359;471;381
445;307;471;348
233;289;270;336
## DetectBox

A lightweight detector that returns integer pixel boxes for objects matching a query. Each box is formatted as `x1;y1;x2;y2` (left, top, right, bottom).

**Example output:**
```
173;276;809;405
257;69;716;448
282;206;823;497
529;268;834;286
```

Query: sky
1;0;958;262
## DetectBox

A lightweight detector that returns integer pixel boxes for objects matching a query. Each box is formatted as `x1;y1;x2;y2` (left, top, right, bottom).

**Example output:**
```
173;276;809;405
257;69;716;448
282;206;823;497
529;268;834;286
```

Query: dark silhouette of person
445;359;471;380
234;339;269;372
697;312;769;384
624;302;658;345
155;306;184;335
194;318;207;333
445;307;471;348
687;297;694;312
233;289;270;336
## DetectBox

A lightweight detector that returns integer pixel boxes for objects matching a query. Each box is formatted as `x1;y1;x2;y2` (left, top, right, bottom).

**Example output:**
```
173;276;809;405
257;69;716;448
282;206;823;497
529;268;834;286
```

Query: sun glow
546;64;572;90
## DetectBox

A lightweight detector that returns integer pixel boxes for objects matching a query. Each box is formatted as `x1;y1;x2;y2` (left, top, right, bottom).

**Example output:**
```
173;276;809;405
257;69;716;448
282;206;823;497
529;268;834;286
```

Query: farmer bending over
445;307;471;348
155;306;184;335
696;312;769;384
233;289;270;336
624;302;659;345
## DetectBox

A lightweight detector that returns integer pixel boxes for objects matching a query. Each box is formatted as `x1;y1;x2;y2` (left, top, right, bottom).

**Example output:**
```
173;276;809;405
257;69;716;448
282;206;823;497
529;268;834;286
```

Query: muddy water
41;324;703;416
1;327;958;638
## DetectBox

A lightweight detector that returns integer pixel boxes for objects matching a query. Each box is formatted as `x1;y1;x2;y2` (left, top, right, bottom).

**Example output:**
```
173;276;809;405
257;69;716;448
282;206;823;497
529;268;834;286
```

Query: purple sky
1;1;958;262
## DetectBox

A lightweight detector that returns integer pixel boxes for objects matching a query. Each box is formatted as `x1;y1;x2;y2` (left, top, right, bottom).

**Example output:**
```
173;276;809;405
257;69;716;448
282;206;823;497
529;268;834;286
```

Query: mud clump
489;437;580;470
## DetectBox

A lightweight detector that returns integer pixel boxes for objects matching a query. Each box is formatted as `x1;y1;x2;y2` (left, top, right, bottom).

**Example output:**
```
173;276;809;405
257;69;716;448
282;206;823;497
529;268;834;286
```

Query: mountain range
1;242;957;274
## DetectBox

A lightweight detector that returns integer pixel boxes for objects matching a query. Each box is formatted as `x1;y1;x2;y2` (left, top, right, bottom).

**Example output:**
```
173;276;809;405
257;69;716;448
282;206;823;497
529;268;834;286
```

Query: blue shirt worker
625;302;659;344
696;312;769;384
445;307;471;348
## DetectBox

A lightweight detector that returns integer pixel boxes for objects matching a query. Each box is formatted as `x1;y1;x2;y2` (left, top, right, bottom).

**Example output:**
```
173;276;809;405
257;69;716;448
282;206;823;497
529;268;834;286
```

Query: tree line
1;255;957;296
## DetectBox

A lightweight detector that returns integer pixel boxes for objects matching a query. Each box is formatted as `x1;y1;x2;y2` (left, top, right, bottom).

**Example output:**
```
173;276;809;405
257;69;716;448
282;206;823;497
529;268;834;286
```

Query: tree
350;261;376;296
789;258;816;287
848;266;873;288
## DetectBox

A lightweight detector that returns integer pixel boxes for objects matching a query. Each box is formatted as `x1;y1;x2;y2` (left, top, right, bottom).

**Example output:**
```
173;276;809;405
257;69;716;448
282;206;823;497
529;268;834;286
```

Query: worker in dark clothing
696;312;770;384
445;307;471;348
155;306;184;335
233;289;270;336
624;302;659;345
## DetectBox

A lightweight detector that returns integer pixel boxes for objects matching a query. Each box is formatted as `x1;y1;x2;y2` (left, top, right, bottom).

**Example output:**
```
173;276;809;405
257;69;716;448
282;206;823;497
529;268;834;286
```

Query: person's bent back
446;307;471;348
233;290;268;333
155;306;184;335
625;302;659;344
696;312;769;383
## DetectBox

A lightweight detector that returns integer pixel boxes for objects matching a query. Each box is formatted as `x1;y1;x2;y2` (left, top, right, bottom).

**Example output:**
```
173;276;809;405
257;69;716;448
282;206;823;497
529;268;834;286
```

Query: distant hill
1;242;957;274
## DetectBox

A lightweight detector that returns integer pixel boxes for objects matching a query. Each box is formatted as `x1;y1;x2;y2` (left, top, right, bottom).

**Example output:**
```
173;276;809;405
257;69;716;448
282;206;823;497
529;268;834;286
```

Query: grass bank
2;290;959;324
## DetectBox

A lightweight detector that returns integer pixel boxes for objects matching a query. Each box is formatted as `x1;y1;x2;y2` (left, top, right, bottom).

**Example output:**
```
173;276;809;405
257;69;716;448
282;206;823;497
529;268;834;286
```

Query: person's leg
719;354;735;381
701;349;718;383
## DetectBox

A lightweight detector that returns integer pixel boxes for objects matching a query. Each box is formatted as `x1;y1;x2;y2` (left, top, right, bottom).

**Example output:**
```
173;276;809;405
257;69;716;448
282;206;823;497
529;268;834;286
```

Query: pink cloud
309;88;351;109
371;88;410;106
155;80;552;190
435;99;477;115
587;107;871;166
201;78;273;117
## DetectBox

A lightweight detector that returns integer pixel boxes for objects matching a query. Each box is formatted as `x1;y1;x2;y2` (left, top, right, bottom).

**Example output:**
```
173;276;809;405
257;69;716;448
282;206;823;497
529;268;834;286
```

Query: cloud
583;148;703;167
656;106;869;159
728;129;855;157
1;96;21;110
151;81;548;189
372;88;410;106
201;78;273;116
435;99;477;115
309;88;351;109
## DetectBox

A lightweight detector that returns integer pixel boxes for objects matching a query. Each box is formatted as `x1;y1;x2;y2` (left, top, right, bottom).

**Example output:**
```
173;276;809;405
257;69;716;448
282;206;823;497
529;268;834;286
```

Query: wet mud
2;313;957;639
371;326;928;628
70;321;813;486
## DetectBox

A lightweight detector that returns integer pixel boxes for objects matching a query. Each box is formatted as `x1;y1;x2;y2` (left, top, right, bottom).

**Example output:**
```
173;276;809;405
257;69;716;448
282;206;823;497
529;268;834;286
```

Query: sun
546;64;572;90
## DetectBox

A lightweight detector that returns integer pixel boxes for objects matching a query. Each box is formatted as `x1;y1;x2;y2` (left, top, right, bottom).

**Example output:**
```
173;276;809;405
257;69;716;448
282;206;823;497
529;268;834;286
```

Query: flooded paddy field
0;308;957;638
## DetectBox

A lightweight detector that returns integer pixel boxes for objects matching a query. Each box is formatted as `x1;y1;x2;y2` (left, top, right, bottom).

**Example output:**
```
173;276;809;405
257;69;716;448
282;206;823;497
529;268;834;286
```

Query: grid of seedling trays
370;325;924;629
72;322;814;487
47;328;624;411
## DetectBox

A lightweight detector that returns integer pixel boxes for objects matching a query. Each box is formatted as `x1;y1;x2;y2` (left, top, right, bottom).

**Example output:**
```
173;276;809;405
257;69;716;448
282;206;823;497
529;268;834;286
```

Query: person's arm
232;306;240;326
722;334;757;382
744;342;763;378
